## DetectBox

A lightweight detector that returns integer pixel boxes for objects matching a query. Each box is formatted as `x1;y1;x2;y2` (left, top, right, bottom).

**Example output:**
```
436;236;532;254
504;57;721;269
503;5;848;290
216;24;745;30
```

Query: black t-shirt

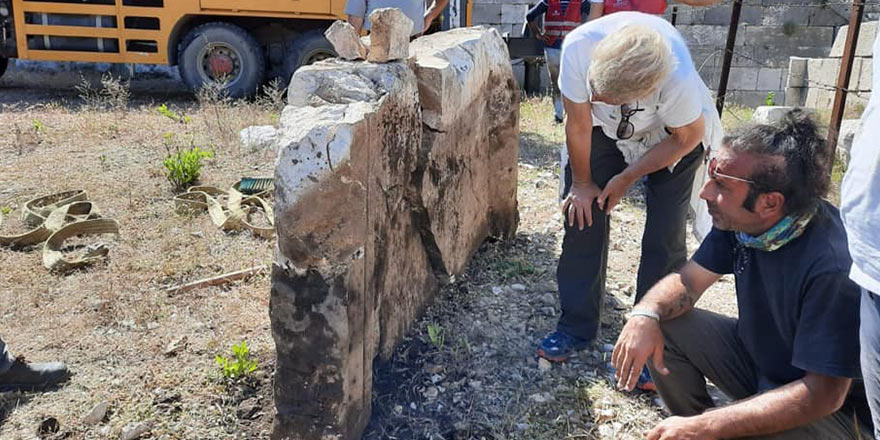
693;201;862;389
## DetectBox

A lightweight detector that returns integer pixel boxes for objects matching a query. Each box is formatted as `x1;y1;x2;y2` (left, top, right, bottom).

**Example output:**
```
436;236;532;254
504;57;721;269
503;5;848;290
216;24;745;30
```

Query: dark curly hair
723;109;831;215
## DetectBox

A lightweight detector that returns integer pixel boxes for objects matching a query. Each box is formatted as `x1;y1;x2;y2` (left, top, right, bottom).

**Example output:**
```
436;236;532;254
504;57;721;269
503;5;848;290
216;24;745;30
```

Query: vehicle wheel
178;22;265;99
0;56;8;80
282;29;336;85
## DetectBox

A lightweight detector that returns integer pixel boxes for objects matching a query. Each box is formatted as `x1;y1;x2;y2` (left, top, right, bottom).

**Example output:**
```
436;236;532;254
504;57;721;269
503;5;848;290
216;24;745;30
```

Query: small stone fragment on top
324;20;368;61
367;8;413;63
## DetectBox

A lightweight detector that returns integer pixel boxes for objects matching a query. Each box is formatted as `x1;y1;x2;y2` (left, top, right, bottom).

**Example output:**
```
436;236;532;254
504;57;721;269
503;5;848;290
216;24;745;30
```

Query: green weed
0;206;12;216
163;133;213;191
427;323;445;350
215;341;258;380
764;92;776;107
492;258;537;280
157;104;192;124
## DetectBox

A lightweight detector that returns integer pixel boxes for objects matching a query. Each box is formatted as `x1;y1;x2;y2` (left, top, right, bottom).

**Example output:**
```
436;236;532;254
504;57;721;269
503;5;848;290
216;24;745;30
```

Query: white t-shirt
840;18;880;294
558;12;722;165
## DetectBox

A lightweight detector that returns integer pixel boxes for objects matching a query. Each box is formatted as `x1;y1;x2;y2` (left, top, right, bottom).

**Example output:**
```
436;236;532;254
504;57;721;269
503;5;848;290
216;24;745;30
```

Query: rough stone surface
239;125;278;151
269;27;519;440
410;27;519;275
367;8;413;63
325;20;368;61
752;106;816;125
838;119;862;164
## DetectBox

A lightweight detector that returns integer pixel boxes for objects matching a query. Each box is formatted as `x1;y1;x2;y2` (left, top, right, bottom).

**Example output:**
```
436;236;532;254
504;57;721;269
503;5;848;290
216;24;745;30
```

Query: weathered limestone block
239;125;277;150
838;119;863;165
271;60;434;440
409;27;520;275
366;8;412;63
325;20;368;61
752;106;816;125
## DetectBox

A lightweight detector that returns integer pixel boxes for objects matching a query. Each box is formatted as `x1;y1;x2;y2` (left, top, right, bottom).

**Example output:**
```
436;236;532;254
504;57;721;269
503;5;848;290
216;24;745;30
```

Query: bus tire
282;29;336;86
178;22;265;99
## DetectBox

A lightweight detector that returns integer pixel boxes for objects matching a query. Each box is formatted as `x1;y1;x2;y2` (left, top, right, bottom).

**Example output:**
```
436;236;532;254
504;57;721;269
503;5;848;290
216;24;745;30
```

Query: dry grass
0;74;281;439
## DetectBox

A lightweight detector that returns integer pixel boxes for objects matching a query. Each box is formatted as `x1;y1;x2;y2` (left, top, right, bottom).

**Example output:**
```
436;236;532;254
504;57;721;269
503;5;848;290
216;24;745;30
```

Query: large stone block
742;25;834;49
728;67;758;90
830;21;878;58
269;27;519;440
367;8;413;62
272;60;433;440
472;3;502;24
500;3;527;24
756;68;784;91
410;27;519;276
703;4;762;26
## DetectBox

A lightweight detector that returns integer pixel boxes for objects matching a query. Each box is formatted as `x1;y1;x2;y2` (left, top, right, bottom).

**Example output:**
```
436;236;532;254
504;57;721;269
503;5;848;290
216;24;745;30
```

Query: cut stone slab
272;60;435;440
409;26;520;275
837;119;862;165
752;106;816;125
239;125;277;150
367;8;413;63
325;20;368;61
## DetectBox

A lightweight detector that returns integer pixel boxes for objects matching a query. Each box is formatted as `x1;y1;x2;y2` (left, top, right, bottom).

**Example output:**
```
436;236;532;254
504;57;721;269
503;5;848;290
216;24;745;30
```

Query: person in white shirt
840;18;880;440
537;12;722;375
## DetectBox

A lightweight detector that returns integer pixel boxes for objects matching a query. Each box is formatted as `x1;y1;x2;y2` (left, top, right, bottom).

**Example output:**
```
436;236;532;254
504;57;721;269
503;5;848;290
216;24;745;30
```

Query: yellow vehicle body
9;0;345;65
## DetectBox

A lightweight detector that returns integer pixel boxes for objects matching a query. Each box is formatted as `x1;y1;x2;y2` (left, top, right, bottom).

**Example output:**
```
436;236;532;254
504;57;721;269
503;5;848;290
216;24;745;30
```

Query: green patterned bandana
735;209;816;252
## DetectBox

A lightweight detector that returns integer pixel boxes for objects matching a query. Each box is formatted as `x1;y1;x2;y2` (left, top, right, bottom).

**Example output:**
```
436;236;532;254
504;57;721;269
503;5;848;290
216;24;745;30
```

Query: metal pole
827;0;865;169
671;6;678;26
715;0;743;116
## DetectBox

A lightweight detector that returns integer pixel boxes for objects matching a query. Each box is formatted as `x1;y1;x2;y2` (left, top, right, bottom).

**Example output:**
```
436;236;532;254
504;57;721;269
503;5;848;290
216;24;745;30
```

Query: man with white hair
538;12;722;374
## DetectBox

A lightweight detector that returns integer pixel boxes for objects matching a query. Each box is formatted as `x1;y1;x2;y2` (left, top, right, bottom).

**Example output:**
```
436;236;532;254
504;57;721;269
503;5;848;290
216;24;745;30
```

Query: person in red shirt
597;0;721;17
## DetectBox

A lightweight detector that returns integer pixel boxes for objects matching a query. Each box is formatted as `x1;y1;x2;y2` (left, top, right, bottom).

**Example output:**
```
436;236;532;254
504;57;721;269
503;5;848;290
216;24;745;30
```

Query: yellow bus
0;0;346;97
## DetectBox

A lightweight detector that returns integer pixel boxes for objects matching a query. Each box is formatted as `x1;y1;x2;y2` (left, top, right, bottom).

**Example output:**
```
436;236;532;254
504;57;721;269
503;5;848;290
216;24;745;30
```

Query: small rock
510;283;527;291
538;358;552;373
393;405;403;415
601;343;615;353
423;386;439;399
409;402;417;410
595;408;615;424
119;422;151;440
541;306;556;316
515;422;530;431
164;336;188;357
430;373;445;384
468;380;482;389
491;286;503;295
83;402;109;425
528;392;554;404
169;228;182;235
236;397;260;420
190;231;204;238
540;293;556;306
239;125;278;150
324;20;369;60
366;8;413;62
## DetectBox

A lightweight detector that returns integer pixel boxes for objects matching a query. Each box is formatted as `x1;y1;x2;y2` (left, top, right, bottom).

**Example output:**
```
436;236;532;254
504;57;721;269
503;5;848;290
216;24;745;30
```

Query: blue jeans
861;288;880;440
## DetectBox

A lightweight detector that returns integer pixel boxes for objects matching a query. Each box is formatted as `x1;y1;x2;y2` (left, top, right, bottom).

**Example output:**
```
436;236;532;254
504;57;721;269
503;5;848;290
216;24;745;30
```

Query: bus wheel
178;22;265;99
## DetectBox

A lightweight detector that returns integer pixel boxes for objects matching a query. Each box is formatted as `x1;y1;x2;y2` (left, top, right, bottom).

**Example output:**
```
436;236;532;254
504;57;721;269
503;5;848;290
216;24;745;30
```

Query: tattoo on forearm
658;286;698;320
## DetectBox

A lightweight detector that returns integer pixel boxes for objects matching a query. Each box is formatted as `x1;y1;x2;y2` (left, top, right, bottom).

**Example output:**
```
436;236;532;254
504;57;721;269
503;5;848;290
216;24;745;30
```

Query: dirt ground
0;67;749;439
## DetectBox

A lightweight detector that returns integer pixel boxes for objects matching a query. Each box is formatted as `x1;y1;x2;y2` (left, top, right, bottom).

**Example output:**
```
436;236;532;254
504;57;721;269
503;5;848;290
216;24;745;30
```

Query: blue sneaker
605;364;656;392
537;330;590;362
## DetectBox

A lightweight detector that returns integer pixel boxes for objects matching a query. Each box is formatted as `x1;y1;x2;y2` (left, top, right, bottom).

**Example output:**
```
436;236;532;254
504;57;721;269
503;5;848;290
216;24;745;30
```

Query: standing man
345;0;449;36
526;0;603;123
613;110;873;439
840;18;880;440
537;12;722;367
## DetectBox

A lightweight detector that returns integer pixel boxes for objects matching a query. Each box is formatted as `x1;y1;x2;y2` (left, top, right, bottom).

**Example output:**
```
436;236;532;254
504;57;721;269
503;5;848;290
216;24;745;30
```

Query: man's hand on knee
611;315;669;391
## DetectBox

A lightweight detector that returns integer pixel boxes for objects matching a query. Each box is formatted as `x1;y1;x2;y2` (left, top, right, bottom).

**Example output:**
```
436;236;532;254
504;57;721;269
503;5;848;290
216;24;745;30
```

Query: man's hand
542;34;554;45
647;416;718;440
563;180;602;230
612;316;668;391
598;172;635;212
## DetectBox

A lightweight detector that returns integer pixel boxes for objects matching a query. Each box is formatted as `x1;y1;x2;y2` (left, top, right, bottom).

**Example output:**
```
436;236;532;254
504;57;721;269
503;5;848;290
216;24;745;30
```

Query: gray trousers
860;288;880;439
650;309;871;439
556;127;703;341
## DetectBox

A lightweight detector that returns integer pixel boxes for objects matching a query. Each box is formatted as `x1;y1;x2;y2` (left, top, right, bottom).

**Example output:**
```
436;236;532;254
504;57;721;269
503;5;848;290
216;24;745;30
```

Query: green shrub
163;136;213;191
215;341;258;380
427;323;445;350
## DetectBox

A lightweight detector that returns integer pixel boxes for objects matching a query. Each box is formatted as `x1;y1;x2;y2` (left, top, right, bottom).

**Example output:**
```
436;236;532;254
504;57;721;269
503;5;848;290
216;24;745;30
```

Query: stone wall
787;20;876;110
268;26;519;440
472;0;876;107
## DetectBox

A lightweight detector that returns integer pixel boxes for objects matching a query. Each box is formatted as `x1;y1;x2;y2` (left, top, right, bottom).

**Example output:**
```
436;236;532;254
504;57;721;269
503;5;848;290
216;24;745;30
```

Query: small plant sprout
157;104;192;124
765;92;776;107
215;341;258;380
99;154;108;171
0;206;12;217
427;323;445;350
163;142;213;191
32;118;45;135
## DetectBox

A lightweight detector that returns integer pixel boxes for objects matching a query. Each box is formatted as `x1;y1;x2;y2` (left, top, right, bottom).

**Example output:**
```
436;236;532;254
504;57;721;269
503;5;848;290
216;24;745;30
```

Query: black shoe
0;357;70;392
554;116;564;124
